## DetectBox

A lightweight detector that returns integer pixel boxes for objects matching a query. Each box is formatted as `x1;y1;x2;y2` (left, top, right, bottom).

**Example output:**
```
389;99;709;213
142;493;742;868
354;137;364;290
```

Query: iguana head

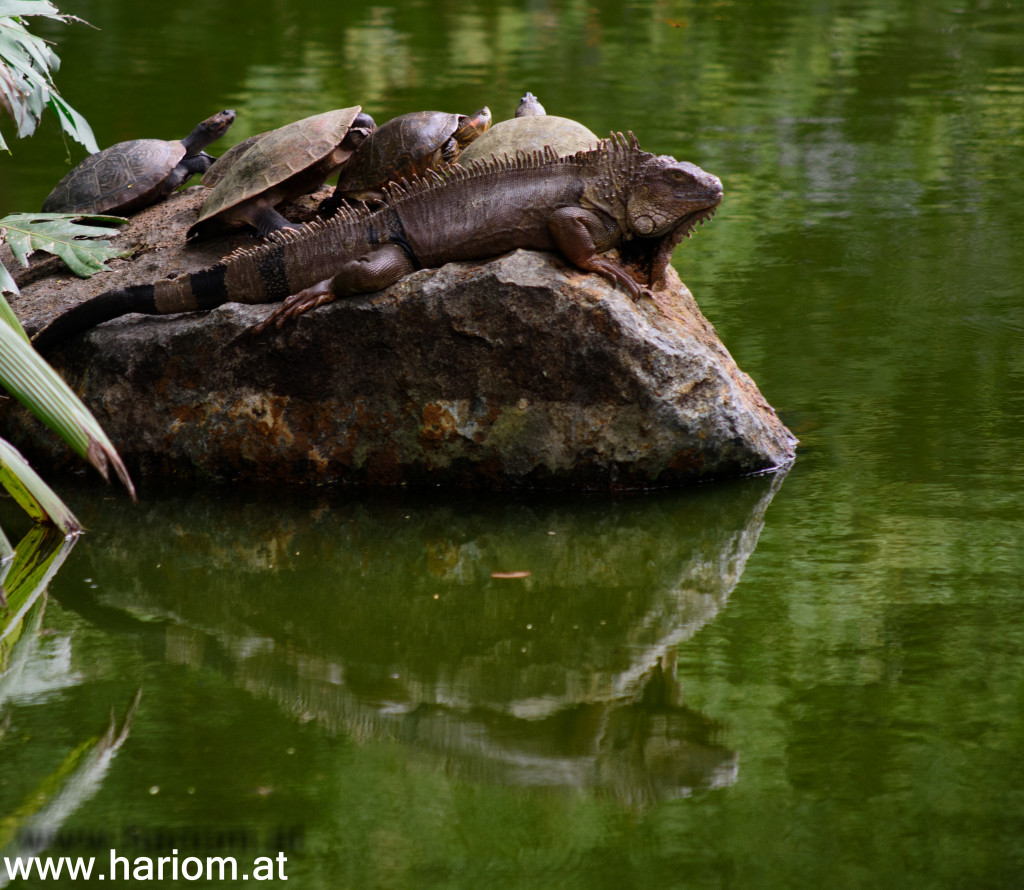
626;156;723;239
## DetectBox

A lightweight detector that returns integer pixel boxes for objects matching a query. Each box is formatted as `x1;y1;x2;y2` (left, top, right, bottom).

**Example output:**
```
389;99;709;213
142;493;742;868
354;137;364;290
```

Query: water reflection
0;693;139;883
61;470;787;804
0;527;140;879
0;527;78;707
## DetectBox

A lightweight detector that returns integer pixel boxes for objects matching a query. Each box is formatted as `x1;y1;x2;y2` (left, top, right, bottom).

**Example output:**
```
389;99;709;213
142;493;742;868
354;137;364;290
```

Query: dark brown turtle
41;110;236;215
187;106;374;239
319;106;491;214
459;94;598;165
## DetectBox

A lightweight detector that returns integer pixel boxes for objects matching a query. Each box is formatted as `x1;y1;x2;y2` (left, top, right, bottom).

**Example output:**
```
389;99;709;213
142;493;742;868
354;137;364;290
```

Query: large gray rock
5;190;796;490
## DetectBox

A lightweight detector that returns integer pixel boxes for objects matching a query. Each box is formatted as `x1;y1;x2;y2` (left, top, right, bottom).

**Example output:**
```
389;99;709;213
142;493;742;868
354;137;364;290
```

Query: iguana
32;133;723;350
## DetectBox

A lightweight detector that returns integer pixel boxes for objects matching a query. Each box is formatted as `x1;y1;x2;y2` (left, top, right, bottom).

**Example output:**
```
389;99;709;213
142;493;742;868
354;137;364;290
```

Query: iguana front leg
548;207;646;299
254;244;416;332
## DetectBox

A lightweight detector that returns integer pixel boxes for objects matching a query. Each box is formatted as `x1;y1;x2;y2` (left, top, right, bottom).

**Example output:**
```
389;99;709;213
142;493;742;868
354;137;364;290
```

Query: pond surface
2;0;1024;887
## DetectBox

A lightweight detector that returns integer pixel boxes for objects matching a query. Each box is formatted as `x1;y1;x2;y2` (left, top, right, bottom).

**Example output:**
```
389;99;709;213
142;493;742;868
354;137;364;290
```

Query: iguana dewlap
33;133;722;350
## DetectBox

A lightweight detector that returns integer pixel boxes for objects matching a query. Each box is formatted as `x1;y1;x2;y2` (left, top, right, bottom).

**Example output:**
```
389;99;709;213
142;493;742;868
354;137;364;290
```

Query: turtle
458;94;599;165
187;106;375;240
41;109;236;215
318;106;492;215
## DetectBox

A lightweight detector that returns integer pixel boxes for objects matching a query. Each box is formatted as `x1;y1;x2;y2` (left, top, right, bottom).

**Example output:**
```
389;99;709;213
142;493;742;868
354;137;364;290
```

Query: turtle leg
440;138;459;164
248;201;299;238
253;245;416;333
163;153;216;192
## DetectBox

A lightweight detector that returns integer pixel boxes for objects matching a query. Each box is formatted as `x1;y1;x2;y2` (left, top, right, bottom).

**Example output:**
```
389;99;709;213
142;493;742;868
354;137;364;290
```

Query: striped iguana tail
31;201;395;352
31;264;235;353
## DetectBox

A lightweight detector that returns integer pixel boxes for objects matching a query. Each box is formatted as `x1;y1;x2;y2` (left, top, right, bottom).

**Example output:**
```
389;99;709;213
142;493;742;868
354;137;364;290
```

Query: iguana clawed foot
253;279;336;333
587;257;648;301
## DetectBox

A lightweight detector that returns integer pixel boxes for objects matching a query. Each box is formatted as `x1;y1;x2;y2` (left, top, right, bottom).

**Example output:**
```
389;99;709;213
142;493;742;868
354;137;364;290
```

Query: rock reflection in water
65;470;787;804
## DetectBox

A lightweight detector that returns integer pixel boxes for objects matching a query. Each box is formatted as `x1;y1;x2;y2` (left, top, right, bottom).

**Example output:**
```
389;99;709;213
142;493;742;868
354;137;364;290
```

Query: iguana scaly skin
33;133;722;350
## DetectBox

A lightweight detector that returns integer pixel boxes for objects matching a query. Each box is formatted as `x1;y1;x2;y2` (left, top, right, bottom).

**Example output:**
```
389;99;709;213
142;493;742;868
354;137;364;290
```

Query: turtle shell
42;139;186;215
195;106;364;226
334;111;465;195
200;132;267;188
459;115;599;164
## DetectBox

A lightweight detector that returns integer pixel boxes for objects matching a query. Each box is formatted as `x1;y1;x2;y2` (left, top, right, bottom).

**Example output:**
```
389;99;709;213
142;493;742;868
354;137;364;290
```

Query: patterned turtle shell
42;110;235;215
459;115;599;165
193;106;368;226
333;107;491;200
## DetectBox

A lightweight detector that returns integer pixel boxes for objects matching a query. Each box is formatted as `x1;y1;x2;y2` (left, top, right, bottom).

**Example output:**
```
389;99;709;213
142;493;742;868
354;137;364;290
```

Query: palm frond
0;436;81;533
0;306;135;501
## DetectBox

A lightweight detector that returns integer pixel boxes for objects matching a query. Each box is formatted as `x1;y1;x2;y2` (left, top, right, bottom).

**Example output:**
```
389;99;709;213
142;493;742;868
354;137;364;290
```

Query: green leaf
1;21;55;76
0;23;57;117
0;318;136;500
0;259;17;297
0;288;31;343
0;436;80;531
0;8;96;152
47;92;98;153
0;2;66;19
0;521;12;561
0;50;37;137
0;212;127;278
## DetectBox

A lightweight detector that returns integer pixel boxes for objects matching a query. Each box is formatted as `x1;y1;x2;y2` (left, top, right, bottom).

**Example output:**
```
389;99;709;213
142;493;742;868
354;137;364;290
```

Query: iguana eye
669;169;689;183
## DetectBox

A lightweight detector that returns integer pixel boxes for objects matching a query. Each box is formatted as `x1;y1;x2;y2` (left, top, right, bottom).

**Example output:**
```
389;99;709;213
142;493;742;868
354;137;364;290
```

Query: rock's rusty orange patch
419;402;460;446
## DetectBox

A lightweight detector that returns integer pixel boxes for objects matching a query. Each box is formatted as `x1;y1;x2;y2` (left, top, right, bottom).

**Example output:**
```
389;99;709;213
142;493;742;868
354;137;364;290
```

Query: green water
2;0;1024;887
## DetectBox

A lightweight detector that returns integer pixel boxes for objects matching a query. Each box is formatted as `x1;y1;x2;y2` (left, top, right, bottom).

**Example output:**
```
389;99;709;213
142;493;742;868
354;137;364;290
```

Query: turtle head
341;111;377;150
452;107;492;151
184;109;236;154
515;93;546;118
352;112;376;132
627;156;723;239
